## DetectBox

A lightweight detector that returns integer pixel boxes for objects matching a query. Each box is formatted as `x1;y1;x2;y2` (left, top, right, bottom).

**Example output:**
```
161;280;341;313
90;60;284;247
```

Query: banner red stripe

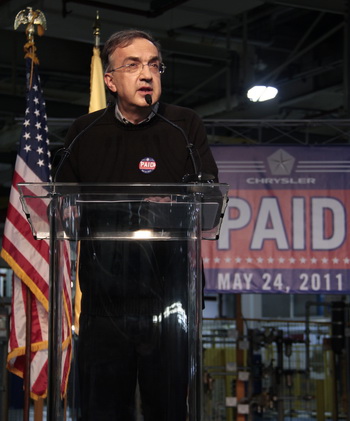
7;281;22;351
5;200;50;258
4;201;49;277
13;169;51;222
2;235;49;302
31;360;48;397
30;296;43;343
62;243;73;321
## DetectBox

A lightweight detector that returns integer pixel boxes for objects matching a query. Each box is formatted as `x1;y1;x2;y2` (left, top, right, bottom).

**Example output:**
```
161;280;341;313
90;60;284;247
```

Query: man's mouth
139;87;153;94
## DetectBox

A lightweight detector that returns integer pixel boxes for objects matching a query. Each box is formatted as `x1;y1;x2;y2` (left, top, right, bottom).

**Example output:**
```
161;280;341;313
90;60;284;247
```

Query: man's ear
104;73;117;93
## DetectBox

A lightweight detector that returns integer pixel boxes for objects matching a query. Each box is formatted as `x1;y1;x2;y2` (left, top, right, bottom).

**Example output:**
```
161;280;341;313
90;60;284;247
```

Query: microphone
145;94;214;183
53;102;113;183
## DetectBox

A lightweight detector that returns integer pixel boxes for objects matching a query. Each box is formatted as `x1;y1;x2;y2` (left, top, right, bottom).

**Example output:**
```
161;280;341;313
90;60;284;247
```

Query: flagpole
23;288;32;421
93;10;101;48
14;8;47;421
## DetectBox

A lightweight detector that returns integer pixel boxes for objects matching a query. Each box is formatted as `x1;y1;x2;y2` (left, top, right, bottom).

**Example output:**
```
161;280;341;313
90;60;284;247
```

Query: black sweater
57;102;218;183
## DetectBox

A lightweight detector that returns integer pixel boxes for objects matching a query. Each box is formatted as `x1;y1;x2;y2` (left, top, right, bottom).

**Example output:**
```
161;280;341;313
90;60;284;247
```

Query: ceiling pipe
172;67;227;105
173;26;272;49
194;94;240;118
268;0;344;15
256;22;344;86
62;0;190;18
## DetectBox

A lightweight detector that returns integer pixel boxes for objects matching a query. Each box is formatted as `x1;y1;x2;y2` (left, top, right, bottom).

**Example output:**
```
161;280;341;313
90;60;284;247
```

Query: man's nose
139;63;153;78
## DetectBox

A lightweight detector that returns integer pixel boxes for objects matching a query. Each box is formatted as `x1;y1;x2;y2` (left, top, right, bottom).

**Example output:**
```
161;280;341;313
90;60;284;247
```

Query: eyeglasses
108;62;166;75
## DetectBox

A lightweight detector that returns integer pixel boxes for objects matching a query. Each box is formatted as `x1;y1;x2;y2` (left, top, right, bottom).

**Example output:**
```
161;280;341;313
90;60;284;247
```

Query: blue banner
203;145;350;293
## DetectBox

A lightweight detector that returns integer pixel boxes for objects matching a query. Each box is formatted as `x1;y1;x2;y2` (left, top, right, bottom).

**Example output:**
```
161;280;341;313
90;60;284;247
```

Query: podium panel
18;183;228;421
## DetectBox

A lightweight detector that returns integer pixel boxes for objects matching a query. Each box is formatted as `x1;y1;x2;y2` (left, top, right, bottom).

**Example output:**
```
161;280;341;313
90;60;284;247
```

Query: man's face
104;38;162;117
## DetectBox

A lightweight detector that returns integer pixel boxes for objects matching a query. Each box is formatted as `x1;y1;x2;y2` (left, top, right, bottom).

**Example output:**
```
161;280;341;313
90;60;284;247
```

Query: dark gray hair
102;29;162;72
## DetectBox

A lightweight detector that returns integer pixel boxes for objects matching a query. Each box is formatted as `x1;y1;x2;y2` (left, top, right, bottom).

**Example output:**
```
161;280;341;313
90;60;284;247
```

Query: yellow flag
75;45;107;334
89;46;106;113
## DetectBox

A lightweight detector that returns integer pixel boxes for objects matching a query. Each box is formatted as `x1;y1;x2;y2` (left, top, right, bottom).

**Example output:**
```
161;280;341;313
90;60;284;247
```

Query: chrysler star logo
267;149;295;175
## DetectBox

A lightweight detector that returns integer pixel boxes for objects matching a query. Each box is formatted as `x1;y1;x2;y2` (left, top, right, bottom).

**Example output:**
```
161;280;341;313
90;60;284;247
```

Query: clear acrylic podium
18;182;228;421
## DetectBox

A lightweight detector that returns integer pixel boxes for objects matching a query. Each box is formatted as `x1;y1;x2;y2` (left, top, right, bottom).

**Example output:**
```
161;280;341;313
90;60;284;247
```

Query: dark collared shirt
115;102;159;125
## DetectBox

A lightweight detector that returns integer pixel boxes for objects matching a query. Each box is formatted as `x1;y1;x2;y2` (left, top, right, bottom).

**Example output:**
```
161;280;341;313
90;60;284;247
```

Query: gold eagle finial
14;7;47;64
14;7;47;41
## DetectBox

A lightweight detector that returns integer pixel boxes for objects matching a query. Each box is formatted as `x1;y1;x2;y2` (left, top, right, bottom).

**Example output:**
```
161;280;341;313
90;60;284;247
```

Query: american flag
1;58;72;398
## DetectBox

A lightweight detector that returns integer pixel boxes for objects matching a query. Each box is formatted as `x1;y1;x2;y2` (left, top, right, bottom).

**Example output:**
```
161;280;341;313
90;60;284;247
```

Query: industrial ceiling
0;0;348;231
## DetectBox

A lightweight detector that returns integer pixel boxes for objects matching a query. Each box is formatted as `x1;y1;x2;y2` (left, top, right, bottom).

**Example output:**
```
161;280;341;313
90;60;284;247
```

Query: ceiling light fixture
247;85;278;102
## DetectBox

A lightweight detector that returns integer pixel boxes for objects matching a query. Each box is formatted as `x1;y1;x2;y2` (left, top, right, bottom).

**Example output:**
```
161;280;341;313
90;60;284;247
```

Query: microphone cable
53;102;113;183
145;94;202;181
